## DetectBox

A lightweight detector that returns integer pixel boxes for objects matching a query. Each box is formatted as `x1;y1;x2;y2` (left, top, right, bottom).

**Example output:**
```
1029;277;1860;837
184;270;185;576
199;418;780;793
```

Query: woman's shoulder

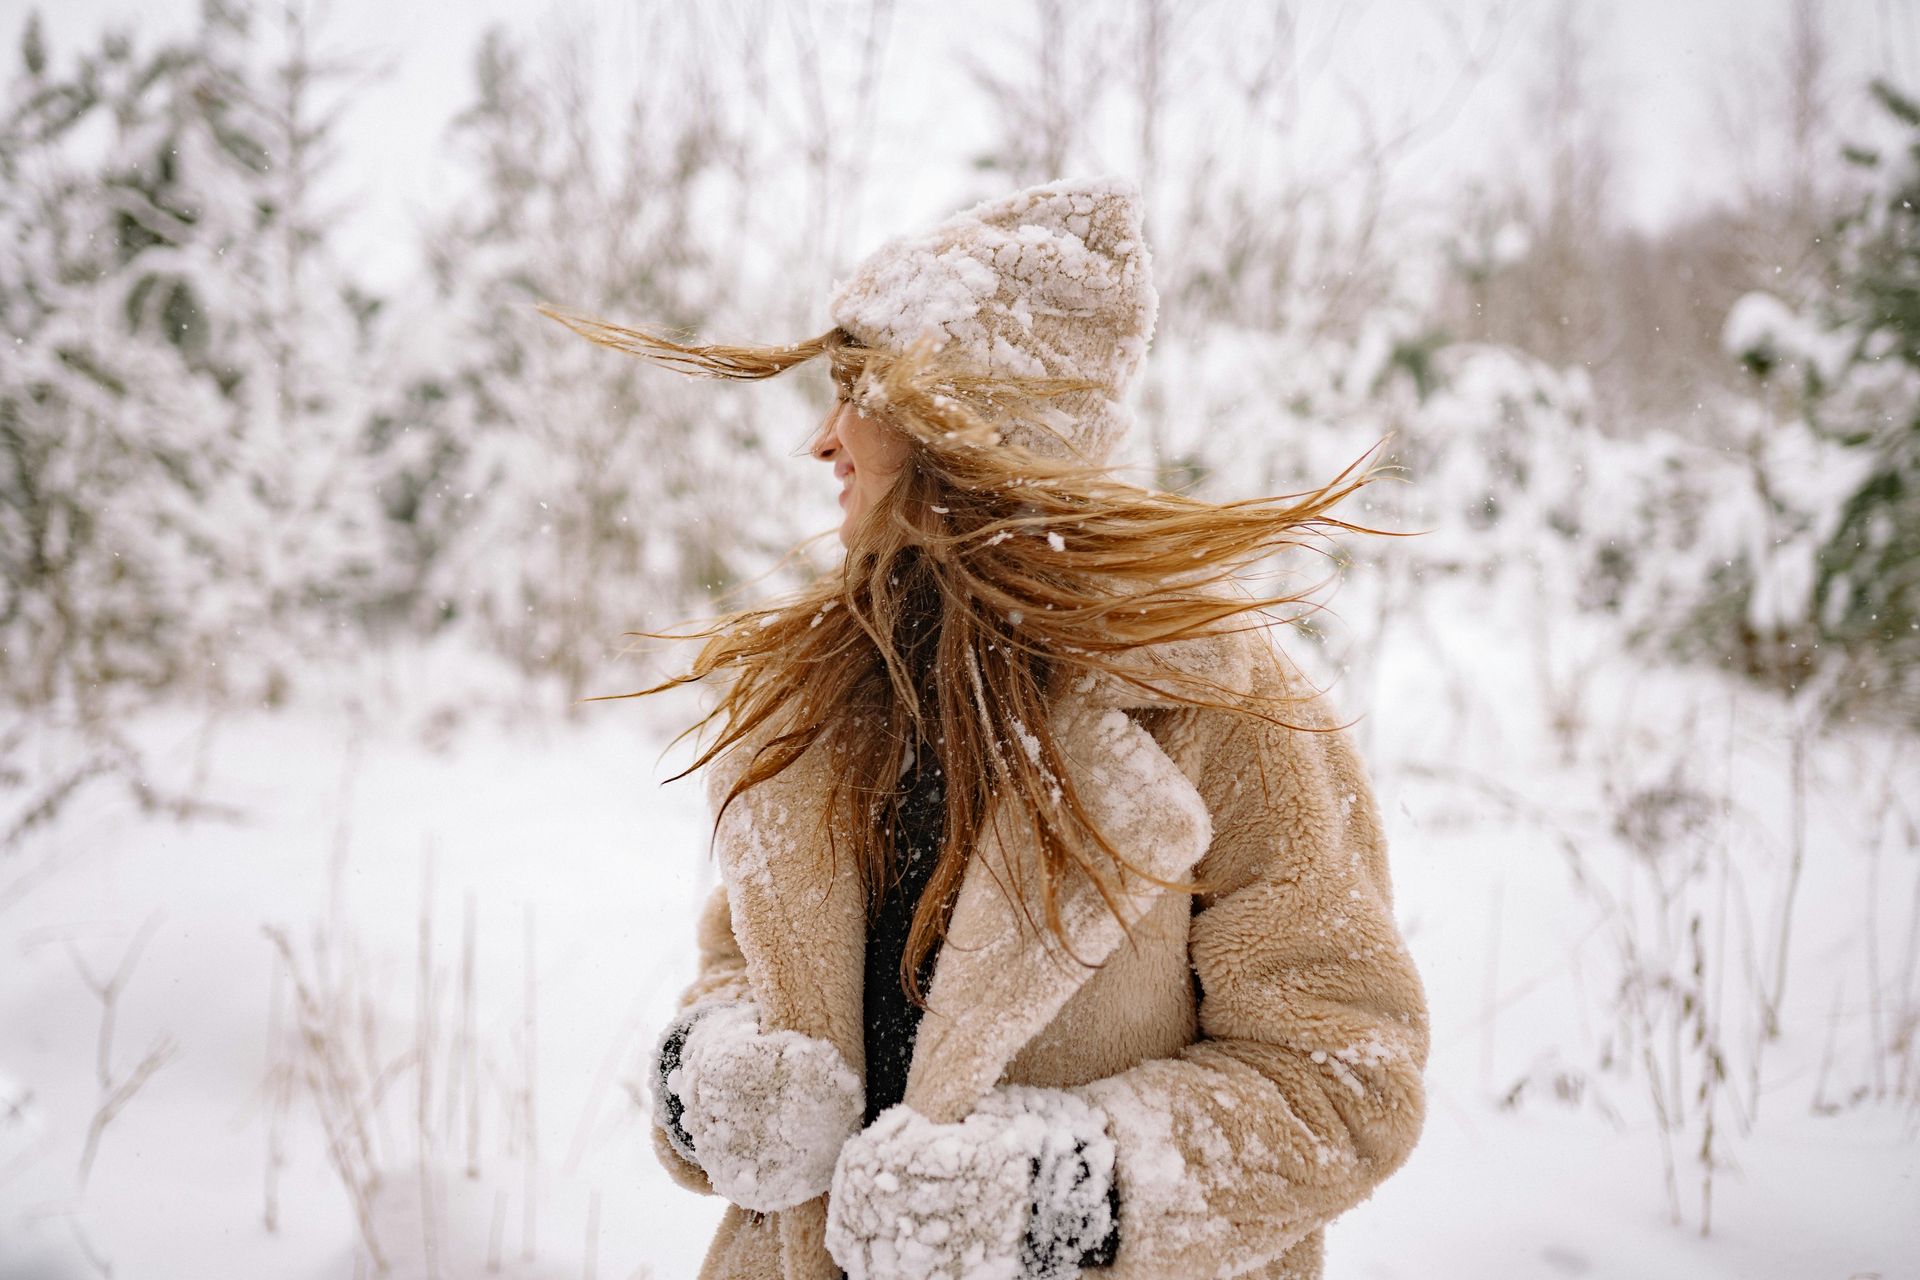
697;708;812;813
1080;601;1305;718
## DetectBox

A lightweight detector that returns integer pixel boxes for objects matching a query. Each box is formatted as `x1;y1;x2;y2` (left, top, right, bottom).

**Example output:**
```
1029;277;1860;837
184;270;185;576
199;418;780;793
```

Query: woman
541;175;1428;1280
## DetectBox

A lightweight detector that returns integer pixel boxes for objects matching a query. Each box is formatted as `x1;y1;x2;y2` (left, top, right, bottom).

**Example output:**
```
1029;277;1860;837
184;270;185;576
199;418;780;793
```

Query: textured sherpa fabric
825;1085;1116;1280
826;174;1158;466
650;616;1430;1280
667;1001;865;1214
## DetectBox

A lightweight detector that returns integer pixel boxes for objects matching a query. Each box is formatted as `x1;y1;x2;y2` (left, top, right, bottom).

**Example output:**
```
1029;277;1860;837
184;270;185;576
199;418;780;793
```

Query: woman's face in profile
809;398;910;545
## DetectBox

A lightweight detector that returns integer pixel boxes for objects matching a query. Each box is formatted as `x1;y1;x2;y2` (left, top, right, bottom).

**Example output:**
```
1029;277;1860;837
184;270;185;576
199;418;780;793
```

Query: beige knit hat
826;174;1158;466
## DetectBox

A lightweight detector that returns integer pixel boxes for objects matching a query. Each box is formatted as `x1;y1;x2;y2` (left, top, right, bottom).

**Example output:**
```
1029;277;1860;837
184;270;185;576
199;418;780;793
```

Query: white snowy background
2;0;1918;1277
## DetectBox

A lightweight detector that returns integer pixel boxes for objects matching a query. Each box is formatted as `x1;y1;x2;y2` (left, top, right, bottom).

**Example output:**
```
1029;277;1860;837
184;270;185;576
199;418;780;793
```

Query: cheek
842;413;900;468
864;460;905;511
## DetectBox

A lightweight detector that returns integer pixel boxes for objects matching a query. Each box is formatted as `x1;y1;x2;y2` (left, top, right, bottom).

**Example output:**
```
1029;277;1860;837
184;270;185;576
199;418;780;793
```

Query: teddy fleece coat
652;623;1430;1280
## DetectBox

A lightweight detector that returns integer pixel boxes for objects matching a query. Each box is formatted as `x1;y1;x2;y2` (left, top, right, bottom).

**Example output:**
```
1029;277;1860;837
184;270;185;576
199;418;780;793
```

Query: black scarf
861;588;948;1126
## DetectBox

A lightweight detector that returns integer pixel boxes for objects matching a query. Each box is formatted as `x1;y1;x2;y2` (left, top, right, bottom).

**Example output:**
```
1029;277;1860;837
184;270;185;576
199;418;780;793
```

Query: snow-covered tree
1715;79;1920;723
1810;81;1920;720
0;1;392;717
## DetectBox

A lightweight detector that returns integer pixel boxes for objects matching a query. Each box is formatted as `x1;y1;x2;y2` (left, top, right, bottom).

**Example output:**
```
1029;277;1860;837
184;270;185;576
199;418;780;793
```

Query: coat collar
705;627;1254;1123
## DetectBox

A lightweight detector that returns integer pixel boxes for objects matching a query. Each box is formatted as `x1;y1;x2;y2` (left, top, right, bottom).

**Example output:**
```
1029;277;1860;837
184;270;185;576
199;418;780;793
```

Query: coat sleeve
1077;667;1430;1278
650;878;758;1194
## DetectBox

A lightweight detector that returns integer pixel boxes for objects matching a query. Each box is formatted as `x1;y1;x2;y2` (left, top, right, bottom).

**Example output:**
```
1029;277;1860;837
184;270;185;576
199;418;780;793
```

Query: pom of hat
826;174;1159;466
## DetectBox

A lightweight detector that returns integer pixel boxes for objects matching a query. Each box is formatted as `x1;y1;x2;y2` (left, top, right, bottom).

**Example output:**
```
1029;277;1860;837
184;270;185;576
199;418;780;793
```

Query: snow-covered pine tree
1806;80;1920;721
2;14;229;715
1710;79;1920;725
167;0;395;699
0;1;391;718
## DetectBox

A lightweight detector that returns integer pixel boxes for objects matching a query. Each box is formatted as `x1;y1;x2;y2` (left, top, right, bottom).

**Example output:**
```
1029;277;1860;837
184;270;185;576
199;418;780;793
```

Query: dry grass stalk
521;905;538;1264
264;962;293;1232
263;924;388;1271
1757;718;1810;1051
66;913;163;1091
417;846;442;1280
77;1034;179;1189
488;1186;508;1274
70;913;174;1191
461;891;480;1178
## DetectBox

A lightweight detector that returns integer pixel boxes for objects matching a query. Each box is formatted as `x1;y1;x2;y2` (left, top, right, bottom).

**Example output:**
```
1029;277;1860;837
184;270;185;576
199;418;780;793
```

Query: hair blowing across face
538;303;1398;1004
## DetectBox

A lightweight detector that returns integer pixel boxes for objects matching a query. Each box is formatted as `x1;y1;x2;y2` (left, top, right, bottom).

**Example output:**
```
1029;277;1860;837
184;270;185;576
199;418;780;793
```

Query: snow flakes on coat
653;622;1430;1280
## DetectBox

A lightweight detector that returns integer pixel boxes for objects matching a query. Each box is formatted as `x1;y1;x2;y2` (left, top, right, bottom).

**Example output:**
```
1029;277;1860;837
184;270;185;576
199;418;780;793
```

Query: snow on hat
826;174;1158;466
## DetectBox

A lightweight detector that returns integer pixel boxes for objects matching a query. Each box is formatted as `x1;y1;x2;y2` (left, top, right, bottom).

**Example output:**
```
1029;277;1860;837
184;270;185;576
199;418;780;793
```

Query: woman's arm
649;881;756;1195
1079;683;1430;1277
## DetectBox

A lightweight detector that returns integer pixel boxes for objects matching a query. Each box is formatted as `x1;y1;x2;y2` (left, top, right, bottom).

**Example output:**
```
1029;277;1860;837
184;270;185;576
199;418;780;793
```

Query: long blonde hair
538;303;1393;1002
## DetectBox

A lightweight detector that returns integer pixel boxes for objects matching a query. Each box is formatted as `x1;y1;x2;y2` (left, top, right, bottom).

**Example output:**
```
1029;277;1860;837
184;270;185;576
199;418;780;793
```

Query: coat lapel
707;730;867;1076
899;625;1258;1124
900;693;1217;1124
705;729;869;1280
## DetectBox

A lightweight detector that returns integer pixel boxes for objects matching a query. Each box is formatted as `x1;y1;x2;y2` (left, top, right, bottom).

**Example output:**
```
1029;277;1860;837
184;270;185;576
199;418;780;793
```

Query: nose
809;407;840;461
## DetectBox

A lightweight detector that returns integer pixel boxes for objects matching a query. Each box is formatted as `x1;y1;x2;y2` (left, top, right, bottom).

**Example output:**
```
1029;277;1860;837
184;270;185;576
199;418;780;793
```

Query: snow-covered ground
2;579;1915;1278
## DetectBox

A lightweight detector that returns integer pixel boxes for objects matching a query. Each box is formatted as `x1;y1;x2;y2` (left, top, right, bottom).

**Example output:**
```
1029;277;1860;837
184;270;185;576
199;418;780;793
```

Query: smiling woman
809;386;912;544
536;174;1428;1280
